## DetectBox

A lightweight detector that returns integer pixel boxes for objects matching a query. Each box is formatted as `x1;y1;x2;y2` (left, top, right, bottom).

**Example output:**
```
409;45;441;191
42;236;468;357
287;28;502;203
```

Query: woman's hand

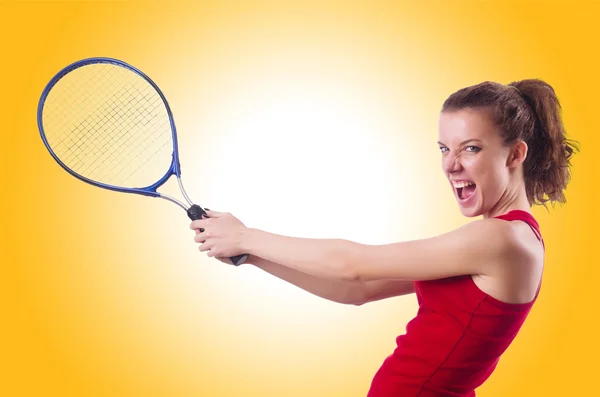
190;210;248;259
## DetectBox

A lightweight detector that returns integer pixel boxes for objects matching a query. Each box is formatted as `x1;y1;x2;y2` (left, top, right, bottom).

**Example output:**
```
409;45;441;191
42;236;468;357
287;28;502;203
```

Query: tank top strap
494;209;544;247
494;209;544;297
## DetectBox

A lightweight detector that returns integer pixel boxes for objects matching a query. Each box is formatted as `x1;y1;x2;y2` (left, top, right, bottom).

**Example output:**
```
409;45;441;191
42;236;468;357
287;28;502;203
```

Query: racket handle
187;204;249;266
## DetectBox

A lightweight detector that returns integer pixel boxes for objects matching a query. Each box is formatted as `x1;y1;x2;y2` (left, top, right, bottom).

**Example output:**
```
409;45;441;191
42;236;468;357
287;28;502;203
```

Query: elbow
338;283;369;306
337;240;366;283
320;240;366;298
330;240;362;283
339;265;360;283
334;295;366;306
350;298;368;306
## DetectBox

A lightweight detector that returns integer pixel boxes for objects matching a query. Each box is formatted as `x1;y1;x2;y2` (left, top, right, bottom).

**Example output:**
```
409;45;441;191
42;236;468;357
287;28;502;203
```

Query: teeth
452;181;475;188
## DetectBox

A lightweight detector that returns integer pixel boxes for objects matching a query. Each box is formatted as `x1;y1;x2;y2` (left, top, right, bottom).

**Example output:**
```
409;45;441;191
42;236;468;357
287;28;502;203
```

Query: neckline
494;209;543;245
494;209;537;223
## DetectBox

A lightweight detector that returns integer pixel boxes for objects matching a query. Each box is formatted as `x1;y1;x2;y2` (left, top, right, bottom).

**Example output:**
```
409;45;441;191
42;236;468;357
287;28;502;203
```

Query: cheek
479;158;510;195
463;156;484;176
468;156;505;188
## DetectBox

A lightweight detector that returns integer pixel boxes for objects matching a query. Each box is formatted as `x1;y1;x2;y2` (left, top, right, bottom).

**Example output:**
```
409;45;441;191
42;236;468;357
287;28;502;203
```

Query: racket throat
186;204;207;221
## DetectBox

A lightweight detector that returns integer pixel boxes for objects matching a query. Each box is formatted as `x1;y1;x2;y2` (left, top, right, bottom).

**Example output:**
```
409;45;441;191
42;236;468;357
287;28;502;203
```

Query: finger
205;210;226;218
194;234;207;243
190;219;209;230
199;242;212;252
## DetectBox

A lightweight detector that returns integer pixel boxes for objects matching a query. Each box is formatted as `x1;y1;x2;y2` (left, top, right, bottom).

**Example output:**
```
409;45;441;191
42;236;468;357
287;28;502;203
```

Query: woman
190;79;578;396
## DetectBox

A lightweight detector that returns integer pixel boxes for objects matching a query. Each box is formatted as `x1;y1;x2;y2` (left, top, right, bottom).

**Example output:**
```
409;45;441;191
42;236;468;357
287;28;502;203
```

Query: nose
443;152;462;174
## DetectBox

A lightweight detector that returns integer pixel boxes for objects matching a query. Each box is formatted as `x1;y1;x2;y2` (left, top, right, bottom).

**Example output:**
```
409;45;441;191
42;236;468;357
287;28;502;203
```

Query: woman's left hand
190;210;248;259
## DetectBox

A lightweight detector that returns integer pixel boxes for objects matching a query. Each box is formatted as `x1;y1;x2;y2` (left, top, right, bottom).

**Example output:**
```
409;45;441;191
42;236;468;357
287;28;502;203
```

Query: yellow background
2;1;598;396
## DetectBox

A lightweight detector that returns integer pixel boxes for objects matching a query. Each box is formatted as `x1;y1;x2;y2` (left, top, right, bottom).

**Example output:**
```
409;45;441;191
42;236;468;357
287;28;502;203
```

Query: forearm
242;228;360;281
247;255;366;305
248;255;416;305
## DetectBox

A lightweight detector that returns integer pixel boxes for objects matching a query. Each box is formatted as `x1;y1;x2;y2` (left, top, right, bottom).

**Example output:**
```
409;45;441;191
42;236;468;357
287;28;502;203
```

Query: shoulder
468;217;544;302
464;217;540;273
454;217;518;248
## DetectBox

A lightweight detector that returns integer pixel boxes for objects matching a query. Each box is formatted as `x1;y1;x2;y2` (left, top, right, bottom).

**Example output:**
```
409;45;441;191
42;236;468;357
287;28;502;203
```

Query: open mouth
454;181;477;201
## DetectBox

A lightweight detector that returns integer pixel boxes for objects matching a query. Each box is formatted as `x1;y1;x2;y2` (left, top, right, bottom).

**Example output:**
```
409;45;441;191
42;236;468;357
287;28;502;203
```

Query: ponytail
510;80;579;205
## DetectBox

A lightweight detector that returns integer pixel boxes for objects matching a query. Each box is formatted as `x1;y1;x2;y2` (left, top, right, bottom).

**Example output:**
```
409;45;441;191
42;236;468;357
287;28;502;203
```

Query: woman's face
438;108;517;218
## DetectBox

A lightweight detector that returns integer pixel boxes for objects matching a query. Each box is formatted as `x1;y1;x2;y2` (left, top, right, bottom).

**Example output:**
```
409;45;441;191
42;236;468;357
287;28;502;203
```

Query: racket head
37;57;183;197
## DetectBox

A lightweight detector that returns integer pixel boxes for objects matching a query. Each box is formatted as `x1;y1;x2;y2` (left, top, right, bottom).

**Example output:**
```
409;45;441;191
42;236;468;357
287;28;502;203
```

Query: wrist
241;227;259;255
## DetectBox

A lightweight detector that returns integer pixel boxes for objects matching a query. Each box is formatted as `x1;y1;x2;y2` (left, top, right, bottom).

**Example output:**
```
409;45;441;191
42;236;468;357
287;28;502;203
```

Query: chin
453;186;483;218
456;196;484;218
458;206;483;218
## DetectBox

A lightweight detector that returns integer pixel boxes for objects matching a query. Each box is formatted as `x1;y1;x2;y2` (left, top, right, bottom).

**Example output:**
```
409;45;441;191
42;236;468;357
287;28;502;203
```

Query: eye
439;146;449;153
465;146;481;152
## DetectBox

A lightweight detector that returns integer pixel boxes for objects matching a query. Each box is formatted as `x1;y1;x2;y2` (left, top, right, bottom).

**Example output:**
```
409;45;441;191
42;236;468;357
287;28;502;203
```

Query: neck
483;184;531;219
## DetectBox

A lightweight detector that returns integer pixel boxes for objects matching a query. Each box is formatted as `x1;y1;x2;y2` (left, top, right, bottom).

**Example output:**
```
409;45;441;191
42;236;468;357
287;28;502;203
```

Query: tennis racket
37;57;249;266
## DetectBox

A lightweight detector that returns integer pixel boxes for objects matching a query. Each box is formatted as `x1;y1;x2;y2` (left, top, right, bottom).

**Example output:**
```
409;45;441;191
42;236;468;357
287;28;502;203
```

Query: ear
507;140;528;168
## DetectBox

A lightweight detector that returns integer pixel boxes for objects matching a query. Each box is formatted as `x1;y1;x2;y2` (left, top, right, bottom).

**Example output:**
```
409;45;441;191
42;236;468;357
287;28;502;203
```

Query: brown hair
441;79;579;206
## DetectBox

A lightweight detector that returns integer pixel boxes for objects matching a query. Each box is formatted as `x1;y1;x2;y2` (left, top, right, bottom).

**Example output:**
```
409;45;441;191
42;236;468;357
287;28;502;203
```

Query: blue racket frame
37;57;250;266
37;57;186;204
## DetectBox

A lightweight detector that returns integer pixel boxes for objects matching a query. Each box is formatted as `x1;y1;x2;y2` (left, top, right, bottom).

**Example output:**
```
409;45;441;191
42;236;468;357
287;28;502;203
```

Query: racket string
42;63;174;188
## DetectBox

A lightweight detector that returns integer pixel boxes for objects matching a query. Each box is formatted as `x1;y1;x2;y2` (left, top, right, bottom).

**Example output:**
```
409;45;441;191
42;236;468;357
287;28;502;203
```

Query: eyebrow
437;139;483;146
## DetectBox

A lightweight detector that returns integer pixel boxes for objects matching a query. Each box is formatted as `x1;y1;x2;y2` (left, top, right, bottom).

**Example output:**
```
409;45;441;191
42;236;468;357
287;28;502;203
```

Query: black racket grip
187;204;249;266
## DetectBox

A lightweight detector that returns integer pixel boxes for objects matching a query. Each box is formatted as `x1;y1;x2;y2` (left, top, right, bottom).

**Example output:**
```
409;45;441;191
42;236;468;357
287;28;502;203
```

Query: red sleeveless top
367;210;544;397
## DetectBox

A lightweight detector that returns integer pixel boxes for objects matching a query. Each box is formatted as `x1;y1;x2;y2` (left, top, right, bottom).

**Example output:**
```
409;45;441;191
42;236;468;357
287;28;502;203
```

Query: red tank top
367;210;544;397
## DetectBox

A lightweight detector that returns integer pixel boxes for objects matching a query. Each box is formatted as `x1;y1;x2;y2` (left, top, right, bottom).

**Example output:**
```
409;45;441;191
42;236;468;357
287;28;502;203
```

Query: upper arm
360;279;415;305
347;219;522;282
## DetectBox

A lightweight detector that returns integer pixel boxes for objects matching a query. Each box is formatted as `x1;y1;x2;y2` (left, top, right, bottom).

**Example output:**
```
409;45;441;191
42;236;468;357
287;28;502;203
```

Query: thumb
215;256;233;265
205;209;226;218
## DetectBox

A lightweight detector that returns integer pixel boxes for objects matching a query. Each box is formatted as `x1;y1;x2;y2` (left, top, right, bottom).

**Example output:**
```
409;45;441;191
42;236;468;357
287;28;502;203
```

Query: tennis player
191;79;578;396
